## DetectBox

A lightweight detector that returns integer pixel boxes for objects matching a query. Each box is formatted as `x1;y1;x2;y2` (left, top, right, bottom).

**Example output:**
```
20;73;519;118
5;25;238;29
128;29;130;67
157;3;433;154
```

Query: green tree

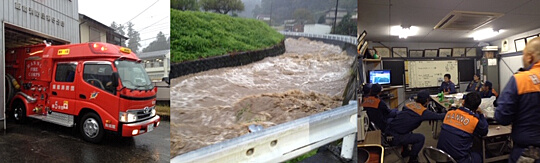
200;0;245;14
110;21;126;46
293;8;314;24
143;32;170;52
332;13;357;36
171;0;199;11
126;22;141;53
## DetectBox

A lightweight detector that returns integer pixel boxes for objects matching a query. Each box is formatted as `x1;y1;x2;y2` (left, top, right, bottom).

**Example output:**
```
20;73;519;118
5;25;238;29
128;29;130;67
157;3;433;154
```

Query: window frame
54;62;78;83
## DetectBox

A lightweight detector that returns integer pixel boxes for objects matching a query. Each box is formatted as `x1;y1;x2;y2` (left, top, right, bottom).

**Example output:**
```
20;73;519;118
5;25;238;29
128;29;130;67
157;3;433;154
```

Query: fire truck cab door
79;62;120;118
49;62;78;115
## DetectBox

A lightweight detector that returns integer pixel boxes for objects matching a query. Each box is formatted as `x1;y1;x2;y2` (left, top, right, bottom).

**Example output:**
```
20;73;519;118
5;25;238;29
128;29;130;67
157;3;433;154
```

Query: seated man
385;90;446;163
480;81;498;98
437;92;488;163
466;74;483;92
361;84;398;132
439;74;457;94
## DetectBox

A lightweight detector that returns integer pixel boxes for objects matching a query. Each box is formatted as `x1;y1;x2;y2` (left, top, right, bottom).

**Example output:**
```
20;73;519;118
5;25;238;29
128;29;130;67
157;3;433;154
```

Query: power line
138;16;169;32
140;34;170;42
124;0;160;24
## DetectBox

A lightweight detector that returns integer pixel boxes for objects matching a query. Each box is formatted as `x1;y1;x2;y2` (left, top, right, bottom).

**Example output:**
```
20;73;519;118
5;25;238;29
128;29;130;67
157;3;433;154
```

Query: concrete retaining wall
170;40;286;78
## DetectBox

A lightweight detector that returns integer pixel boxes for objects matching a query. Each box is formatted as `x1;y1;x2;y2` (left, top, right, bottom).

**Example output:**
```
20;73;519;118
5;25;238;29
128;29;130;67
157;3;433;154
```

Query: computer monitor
368;70;391;85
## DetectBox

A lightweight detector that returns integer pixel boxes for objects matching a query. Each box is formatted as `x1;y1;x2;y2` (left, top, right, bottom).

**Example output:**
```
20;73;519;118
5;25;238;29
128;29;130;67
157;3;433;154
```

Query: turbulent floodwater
170;38;355;156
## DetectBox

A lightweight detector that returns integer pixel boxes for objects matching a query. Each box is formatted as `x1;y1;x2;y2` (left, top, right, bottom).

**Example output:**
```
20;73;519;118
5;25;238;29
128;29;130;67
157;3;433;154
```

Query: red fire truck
5;42;160;143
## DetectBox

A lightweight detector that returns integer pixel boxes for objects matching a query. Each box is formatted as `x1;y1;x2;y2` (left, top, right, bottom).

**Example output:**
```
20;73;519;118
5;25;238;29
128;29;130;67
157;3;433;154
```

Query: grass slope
171;9;284;63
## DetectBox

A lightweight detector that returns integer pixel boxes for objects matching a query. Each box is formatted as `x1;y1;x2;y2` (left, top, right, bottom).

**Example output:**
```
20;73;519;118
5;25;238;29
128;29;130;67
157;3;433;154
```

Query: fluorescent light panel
390;26;419;39
470;28;504;40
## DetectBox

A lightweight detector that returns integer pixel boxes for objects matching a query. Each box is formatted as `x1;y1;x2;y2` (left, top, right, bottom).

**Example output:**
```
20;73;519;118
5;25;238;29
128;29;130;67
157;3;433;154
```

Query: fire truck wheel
12;101;26;123
80;112;104;143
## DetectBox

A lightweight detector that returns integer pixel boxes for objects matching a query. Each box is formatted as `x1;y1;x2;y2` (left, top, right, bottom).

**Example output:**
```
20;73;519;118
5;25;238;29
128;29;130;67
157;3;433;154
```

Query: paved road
0;119;170;162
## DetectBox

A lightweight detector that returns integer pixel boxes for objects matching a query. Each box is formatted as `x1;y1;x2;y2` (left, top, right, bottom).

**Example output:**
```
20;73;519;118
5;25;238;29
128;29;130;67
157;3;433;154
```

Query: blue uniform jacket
386;102;445;135
466;81;482;92
496;62;540;148
440;81;457;94
362;96;398;132
437;107;488;162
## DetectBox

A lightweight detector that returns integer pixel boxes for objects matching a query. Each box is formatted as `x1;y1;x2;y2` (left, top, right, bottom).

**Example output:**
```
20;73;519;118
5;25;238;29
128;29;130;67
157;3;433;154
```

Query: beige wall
79;24;108;43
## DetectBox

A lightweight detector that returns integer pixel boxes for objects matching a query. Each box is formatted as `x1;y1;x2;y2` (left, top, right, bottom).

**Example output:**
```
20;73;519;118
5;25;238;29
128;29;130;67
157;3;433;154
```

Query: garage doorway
2;22;69;132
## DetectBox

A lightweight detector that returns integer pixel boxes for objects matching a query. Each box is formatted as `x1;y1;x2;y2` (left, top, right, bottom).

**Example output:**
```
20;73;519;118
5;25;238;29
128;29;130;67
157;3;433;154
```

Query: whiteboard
406;60;459;88
499;54;523;91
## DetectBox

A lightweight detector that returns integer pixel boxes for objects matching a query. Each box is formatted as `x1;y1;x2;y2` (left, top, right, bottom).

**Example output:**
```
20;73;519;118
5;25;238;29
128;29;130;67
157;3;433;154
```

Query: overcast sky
79;0;170;49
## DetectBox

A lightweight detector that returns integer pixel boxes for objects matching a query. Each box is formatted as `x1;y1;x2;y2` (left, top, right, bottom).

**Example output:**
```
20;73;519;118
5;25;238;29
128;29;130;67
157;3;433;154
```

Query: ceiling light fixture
470;28;504;40
390;25;419;39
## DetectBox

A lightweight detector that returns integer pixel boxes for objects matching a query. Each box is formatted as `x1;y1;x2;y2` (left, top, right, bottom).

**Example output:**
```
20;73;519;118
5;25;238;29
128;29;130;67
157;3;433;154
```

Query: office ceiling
358;0;540;43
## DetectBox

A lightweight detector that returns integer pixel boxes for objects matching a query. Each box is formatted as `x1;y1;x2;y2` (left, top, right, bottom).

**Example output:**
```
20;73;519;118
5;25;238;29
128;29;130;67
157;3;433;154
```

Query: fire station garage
1;0;80;130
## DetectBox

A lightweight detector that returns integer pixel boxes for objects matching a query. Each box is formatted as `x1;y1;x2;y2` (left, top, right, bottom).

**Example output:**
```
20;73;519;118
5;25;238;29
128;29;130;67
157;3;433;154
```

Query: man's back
437;107;488;162
496;62;540;147
386;102;444;134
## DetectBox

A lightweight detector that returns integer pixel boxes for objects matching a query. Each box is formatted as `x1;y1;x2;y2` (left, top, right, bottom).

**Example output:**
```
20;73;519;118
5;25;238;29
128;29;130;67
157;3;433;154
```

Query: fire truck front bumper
121;115;160;137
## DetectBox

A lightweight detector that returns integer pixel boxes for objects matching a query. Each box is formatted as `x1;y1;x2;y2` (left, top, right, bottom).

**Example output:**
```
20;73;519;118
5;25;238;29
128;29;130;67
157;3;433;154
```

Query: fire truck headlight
119;112;137;123
151;108;156;117
132;129;139;135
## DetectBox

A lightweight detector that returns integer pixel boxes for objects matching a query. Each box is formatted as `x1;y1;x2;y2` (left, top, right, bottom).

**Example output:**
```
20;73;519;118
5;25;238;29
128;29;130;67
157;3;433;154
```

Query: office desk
482;125;512;162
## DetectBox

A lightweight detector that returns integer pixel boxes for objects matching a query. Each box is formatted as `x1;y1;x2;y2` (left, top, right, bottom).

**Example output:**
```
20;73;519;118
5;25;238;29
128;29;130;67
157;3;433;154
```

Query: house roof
79;14;128;40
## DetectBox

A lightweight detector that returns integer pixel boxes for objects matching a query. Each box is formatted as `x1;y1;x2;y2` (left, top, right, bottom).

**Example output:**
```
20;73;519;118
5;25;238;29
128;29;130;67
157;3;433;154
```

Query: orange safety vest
443;109;479;134
362;96;381;108
405;102;427;116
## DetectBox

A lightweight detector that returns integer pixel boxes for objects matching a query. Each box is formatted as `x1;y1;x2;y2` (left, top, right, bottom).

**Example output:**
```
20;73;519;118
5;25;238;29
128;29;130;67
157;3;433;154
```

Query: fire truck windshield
115;60;154;90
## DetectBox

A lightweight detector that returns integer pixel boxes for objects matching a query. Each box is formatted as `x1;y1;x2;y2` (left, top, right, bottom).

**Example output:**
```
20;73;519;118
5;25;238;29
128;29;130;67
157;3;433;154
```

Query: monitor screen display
369;70;391;85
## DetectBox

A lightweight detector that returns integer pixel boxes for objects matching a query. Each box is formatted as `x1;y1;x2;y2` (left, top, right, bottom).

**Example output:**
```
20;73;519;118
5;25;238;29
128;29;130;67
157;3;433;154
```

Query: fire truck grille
129;106;155;121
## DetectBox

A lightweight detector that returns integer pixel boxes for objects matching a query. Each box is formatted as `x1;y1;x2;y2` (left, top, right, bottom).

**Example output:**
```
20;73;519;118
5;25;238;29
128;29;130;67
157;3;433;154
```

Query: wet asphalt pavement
0;119;170;163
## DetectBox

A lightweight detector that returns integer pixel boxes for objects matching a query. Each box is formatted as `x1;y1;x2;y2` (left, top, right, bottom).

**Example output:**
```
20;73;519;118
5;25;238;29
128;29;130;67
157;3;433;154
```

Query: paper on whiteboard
488;59;497;66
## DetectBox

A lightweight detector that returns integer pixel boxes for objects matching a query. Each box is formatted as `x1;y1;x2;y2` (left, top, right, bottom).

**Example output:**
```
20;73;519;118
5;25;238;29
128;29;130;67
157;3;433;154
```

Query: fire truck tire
12;101;26;123
80;112;104;143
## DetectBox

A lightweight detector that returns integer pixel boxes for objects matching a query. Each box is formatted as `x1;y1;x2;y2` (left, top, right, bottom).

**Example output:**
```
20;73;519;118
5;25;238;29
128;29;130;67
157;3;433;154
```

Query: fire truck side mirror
162;77;170;85
112;72;119;88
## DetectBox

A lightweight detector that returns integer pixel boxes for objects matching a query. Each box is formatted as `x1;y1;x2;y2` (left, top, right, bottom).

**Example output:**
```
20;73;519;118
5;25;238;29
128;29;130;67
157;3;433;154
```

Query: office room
356;0;540;162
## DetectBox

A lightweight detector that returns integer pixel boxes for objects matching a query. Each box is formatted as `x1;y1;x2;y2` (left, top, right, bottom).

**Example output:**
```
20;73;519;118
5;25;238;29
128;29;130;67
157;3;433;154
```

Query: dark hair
370;84;382;96
484;81;493;90
444;74;451;79
415;90;430;105
415;97;427;105
464;92;482;111
474;74;479;78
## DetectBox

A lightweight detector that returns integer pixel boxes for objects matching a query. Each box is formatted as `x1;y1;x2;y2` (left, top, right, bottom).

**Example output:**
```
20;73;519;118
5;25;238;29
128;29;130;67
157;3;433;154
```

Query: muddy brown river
170;38;355;156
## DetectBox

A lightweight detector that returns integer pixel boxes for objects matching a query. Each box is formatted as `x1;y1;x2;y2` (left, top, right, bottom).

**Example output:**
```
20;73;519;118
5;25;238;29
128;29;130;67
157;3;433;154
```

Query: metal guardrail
171;101;358;163
279;31;358;45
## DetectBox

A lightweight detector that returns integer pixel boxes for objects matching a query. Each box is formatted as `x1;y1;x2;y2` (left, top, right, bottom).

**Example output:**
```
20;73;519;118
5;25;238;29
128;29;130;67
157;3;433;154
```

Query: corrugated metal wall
2;0;79;43
1;0;80;130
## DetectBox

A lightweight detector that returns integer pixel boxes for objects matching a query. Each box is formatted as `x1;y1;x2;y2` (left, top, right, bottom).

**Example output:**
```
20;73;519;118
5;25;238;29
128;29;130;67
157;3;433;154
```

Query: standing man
496;37;540;162
437;92;488;163
466;74;483;92
385;90;446;163
440;74;457;94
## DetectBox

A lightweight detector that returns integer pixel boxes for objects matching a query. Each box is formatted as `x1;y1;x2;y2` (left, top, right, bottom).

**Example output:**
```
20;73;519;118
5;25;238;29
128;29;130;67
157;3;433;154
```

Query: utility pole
269;0;273;26
332;0;339;33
